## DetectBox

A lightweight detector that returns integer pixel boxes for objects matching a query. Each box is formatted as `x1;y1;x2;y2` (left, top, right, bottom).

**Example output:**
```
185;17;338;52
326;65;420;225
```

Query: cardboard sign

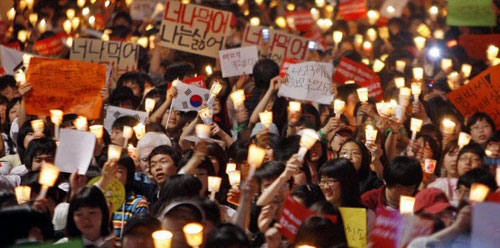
55;129;96;175
182;75;207;88
333;57;383;100
280;57;302;77
447;0;496;27
371;207;434;248
173;81;210;111
158;1;232;58
338;0;368;21
278;195;338;241
130;0;163;21
380;0;409;18
459;34;500;60
471;202;500;248
286;11;315;31
70;38;139;81
339;207;367;248
104;105;149;133
278;62;334;105
219;45;259;78
242;25;309;65
25;58;106;119
34;34;65;57
448;64;500;127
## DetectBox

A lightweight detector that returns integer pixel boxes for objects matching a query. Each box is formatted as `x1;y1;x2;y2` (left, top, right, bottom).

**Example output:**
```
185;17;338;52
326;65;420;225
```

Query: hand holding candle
297;129;319;161
37;163;60;200
365;125;378;142
410;118;423;140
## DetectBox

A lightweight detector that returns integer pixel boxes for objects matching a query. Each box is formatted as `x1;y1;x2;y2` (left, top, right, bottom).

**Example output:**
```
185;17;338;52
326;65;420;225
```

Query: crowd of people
1;0;500;247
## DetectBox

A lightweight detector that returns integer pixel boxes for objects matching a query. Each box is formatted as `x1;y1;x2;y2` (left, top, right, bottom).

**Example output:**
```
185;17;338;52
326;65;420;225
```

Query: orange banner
25;58;107;119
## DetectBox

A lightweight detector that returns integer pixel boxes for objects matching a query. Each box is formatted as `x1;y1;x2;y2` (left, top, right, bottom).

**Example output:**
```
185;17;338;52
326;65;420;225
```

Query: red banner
459;34;500;61
182;75;207;88
304;29;328;50
338;0;368;20
286;11;315;31
333;57;383;100
280;57;302;77
0;67;6;76
34;34;64;57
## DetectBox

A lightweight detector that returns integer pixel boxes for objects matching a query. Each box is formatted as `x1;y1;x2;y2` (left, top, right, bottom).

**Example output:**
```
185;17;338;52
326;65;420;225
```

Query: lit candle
123;126;134;141
410;118;423;140
310;8;320;20
286;3;295;11
365;125;378;142
250;17;260;26
366;28;377;42
442;119;456;135
37;163;60;200
38;19;47;33
289;101;301;113
71;18;80;30
441;58;452;72
183;223;204;248
461;64;472;78
195;124;211;139
354;34;363;49
448;71;460;85
198;107;213;125
333;30;343;44
345;80;355;85
367;10;380;25
63;19;72;34
396;60;406;73
315;0;325;7
133;124;146;140
210;81;222;97
333;99;345;118
137;37;148;48
429;5;439;20
414;36;426;51
399;196;416;214
275;16;287;28
14;70;25;85
89;125;104;140
226;163;237;174
399;87;411;107
82;7;90;16
126;0;134;6
363;41;372;54
74;116;87;131
230;90;246;109
487;45;499;61
77;0;86;8
145;98;156;114
108;144;122;161
26;0;34;9
395;105;405;122
247;144;266;178
379;26;390;40
424;159;437;174
66;9;76;19
357;88;369;102
7;8;15;21
259;111;273;128
17;30;27;43
394;77;405;88
469;183;490;202
228;170;241;186
208;176;222;200
29;13;38;26
413;67;424;80
297;129;319;161
416;24;431;38
458;132;472;148
152;230;173;248
15;186;31;204
411;82;421;101
88;15;95;28
434;29;445;39
255;0;264;5
31;119;45;136
373;59;385;73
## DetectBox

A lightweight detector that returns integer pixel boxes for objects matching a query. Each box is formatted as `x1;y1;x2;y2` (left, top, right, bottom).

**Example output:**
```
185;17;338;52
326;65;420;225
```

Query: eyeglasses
458;155;482;164
319;178;340;187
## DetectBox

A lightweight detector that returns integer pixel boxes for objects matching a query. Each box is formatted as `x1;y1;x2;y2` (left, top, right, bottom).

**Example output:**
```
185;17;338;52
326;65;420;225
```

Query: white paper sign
471;202;500;248
104;105;149;133
380;0;409;18
55;129;96;175
219;45;259;78
130;0;163;21
173;81;210;111
278;62;334;105
0;45;39;74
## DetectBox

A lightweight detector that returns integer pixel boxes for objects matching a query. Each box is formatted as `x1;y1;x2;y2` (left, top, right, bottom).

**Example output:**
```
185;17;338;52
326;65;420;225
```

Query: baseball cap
414;188;456;215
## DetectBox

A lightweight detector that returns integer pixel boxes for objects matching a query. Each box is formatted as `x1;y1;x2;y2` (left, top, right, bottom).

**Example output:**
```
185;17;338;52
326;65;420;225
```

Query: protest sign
242;25;309;65
0;45;39;75
104;105;149;134
87;177;125;212
158;1;232;58
70;38;139;82
447;0;496;27
448;64;500;127
278;62;334;105
371;207;434;248
380;0;408;18
33;33;65;57
173;80;210;111
459;34;500;60
280;57;302;77
55;129;96;175
333;57;383;100
182;75;207;88
285;11;314;31
219;45;259;78
338;0;368;21
339;207;367;248
25;58;106;119
471;202;500;248
304;29;327;50
130;0;163;21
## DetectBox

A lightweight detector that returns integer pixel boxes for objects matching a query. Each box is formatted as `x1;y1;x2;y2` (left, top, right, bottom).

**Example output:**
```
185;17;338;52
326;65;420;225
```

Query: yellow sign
87;176;125;212
339;207;367;248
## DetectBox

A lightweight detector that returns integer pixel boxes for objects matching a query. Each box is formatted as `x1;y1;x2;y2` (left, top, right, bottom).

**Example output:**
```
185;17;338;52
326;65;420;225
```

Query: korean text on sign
159;0;232;58
242;25;309;65
219;45;259;78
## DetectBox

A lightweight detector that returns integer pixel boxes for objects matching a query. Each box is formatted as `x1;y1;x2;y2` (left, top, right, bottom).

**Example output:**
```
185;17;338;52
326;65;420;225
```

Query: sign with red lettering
34;34;64;57
242;25;309;65
286;11;314;31
159;1;232;58
371;207;434;248
219;45;259;78
448;64;500;126
182;75;207;88
334;57;383;100
338;0;368;20
280;57;302;77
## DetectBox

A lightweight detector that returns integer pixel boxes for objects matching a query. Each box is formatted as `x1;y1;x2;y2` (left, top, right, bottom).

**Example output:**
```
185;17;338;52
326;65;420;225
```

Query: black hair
164;62;196;83
384;156;423;188
117;72;146;96
275;135;301;162
179;150;216;176
319;158;363;208
0;75;17;92
66;186;110;238
338;139;371;181
117;156;136;195
336;83;360;102
457;168;498;191
122;213;161;237
294;215;348;248
112;11;133;27
111;116;141;131
152;174;202;216
109;86;141;109
291;184;326;208
198;198;221;226
205;223;250;248
227;139;249;164
465;112;497;133
3;97;21;154
0;205;54;247
0;190;17;209
207;142;228;176
415;134;441;161
252;58;280;89
457;143;485;167
24;137;57;171
148;145;181;171
17;120;52;164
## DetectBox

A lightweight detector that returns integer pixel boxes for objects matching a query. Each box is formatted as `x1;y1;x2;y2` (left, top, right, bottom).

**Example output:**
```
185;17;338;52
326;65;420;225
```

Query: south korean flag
173;80;210;111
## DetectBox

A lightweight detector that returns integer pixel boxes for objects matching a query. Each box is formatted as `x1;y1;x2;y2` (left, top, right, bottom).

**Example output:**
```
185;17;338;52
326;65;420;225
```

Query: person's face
139;146;154;173
73;206;103;241
415;138;433;163
456;185;470;204
470;119;493;145
122;226;155;248
310;142;322;162
31;153;55;171
339;142;362;171
193;168;208;194
123;81;142;97
264;146;274;163
346;93;359;114
150;154;177;185
1;86;19;101
486;141;500;158
386;184;418;208
330;134;348;153
457;152;482;176
117;164;128;186
292;172;307;190
9;101;20;122
213;98;222;114
162;109;181;129
111;128;125;146
443;148;459;177
319;176;342;205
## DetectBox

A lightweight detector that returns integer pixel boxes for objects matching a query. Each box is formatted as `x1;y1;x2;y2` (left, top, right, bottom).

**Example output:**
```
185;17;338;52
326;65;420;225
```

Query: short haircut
252;58;279;89
291;184;326;208
109;86;140;109
24;137;57;171
319;158;363;207
117;72;145;95
153;175;202;216
457;168;498;191
0;75;17;92
466;112;497;132
256;161;294;189
205;223;250;248
66;186;110;238
227;139;249;164
336;83;360;102
0;205;54;246
111;115;140;131
122;213;160;237
112;11;133;26
148;145;181;168
457;143;485;165
383;156;423;188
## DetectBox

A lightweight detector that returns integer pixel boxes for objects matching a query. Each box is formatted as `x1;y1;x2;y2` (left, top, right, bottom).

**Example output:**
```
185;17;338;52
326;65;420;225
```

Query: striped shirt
112;193;149;237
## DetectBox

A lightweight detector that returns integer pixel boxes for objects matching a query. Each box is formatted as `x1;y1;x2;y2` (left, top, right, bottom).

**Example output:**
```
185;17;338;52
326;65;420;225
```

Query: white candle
399;87;412;107
74;116;87;131
108;145;122;161
367;10;379;25
372;59;385;73
183;223;204;247
411;82;421;101
357;88;369;102
208;176;222;193
399;196;416;214
461;64;472;78
333;99;345;117
145;98;156;113
414;36;426;51
442;119;456;135
469;183;490;202
7;8;15;21
230;90;245;109
39;163;60;187
441;58;452;72
396;60;406;73
31;119;44;136
487;45;499;60
123;126;134;140
410;118;423;140
333;30;343;44
365;125;378;142
89;125;104;139
458;132;472;148
133;124;146;140
413;67;424;80
250;17;260;26
259;111;273;128
228;171;241;186
366;28;377;42
226;163;237;174
195;124;211;139
379;26;390;40
66;9;76;19
394;77;405;88
15;186;31;204
289;101;301;113
152;230;173;248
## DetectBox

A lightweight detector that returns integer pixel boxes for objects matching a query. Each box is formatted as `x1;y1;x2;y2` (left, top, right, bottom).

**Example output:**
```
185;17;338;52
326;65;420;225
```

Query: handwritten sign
70;38;139;82
471;202;500;248
25;58;106;119
285;11;314;31
104;105;149;133
278;62;334;105
448;64;500;127
219;45;259;78
34;33;65;57
334;57;383;100
242;25;309;65
280;57;302;77
338;0;368;21
459;34;500;60
55;128;96;175
159;1;232;58
339;207;367;248
447;0;496;27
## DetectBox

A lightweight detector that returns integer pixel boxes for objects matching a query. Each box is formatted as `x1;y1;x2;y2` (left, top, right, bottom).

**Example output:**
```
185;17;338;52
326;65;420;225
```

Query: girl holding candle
465;112;496;147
